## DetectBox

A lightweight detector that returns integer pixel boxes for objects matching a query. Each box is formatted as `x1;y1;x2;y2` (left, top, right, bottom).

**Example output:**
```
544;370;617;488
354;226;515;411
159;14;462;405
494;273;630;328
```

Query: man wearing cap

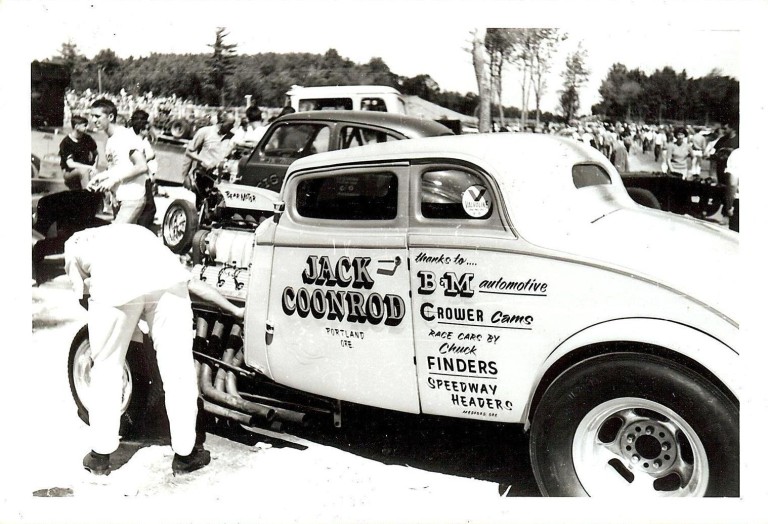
65;223;244;476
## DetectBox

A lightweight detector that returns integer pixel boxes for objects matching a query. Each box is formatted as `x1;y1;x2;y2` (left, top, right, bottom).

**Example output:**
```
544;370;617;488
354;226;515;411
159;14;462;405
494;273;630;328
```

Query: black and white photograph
3;0;767;522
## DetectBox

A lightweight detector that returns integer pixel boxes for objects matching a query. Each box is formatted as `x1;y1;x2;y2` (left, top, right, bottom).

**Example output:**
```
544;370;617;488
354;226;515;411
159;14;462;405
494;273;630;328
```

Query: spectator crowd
494;119;739;230
58;89;740;232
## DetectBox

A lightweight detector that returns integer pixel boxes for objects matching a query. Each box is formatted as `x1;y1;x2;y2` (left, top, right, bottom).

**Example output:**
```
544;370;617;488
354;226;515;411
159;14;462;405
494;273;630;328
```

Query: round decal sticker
462;185;491;218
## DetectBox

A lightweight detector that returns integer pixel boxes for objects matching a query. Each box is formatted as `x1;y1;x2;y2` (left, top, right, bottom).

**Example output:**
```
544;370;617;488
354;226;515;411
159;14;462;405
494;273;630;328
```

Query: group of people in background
63;89;279;141
59;88;740;232
60;94;272;227
59;99;159;229
555;119;739;231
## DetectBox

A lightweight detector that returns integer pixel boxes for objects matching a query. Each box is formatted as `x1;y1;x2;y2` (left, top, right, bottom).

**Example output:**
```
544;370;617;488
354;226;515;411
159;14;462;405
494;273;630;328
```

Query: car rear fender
522;317;739;427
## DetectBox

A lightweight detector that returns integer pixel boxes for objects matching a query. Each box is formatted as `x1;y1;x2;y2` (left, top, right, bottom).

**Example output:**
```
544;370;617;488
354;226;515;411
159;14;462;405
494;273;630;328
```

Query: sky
6;0;757;114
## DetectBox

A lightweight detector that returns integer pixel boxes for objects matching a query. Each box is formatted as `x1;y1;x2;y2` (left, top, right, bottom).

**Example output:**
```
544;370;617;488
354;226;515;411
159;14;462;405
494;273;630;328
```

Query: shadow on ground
133;399;540;497
298;404;540;497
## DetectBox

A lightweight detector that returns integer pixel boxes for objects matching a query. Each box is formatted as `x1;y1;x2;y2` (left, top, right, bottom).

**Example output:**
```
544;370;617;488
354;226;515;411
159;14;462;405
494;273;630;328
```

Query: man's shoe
172;448;211;476
83;451;111;476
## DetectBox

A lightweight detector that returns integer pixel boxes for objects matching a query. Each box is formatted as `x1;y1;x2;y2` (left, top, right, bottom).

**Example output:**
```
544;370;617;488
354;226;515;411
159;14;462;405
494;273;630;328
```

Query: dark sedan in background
233;110;454;191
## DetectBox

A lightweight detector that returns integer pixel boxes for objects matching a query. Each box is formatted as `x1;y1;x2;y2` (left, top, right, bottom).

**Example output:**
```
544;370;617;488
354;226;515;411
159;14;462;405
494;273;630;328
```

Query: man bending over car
64;223;244;476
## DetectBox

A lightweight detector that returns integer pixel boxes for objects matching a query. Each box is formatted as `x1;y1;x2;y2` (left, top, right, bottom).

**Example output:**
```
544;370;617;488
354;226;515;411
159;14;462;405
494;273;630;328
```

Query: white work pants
87;283;197;456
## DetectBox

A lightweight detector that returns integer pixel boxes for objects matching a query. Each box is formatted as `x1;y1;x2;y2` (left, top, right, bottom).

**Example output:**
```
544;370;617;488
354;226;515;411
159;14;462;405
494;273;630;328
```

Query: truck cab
285;85;407;114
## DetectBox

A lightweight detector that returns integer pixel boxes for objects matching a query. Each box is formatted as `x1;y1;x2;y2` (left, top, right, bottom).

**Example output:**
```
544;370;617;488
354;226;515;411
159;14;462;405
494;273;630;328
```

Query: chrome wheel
163;205;188;246
71;338;133;416
161;199;198;254
573;397;709;497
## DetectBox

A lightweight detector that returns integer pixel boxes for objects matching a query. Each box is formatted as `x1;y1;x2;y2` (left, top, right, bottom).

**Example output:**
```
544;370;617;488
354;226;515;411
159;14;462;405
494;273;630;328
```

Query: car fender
522;317;740;425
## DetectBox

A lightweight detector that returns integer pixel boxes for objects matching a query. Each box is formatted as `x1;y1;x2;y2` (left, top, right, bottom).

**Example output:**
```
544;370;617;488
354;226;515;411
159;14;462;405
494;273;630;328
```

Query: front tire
67;325;151;435
529;353;738;497
162;199;198;254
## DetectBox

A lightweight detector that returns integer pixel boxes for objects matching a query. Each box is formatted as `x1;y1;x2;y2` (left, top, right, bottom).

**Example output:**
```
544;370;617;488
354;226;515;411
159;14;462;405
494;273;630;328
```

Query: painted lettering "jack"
302;255;374;289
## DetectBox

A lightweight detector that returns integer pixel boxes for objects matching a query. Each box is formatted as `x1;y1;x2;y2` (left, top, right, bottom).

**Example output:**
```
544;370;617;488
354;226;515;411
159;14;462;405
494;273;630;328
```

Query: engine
187;213;337;432
192;228;255;302
189;182;279;303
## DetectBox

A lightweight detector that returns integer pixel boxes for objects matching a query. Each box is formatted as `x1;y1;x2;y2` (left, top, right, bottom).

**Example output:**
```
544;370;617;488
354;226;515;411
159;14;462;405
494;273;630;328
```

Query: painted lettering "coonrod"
282;287;406;326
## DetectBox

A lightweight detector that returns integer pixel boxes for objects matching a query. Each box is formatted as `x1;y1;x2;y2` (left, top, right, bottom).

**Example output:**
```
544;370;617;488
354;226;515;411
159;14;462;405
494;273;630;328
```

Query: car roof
286;133;624;217
271;110;454;138
288;132;608;174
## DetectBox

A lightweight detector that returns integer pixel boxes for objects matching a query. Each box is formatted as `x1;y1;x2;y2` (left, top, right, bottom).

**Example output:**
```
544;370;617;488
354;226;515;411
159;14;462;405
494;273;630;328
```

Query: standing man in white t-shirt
88;98;148;223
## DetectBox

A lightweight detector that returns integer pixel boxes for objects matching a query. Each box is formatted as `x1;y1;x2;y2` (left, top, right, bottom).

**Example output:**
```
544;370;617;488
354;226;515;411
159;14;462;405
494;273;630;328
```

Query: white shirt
105;126;148;201
138;135;158;177
233;124;267;146
64;224;191;306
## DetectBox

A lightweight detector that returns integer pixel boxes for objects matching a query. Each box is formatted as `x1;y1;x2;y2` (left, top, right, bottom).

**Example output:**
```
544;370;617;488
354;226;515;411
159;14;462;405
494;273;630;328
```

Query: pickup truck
69;133;739;497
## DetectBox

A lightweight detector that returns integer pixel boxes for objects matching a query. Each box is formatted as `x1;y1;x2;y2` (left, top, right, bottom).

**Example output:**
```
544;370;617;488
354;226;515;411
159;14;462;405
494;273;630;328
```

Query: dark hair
674;127;687;136
245;104;262;123
278;105;296;117
91;98;118;120
129;109;150;133
217;110;235;124
71;115;88;127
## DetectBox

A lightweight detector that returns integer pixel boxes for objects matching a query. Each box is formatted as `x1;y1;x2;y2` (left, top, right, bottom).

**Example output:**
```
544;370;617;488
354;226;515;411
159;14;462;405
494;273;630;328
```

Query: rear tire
626;187;661;210
162;199;198;254
529;353;739;497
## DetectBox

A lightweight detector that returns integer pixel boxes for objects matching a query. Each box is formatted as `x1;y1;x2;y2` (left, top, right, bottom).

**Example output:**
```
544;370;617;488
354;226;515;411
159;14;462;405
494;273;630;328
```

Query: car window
572;163;612;188
421;169;493;220
361;97;387;112
298;98;353;111
296;172;398;220
340;126;398;149
263;124;330;160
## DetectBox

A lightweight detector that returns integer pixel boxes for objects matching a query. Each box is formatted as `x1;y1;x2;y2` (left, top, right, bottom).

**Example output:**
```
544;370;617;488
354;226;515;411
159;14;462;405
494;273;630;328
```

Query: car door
408;162;539;423
237;121;331;190
265;163;420;413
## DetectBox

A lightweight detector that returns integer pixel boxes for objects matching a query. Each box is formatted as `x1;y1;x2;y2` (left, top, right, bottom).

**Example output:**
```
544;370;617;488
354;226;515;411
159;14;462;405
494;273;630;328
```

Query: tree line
52;31;481;116
51;28;738;127
471;28;738;131
593;63;739;126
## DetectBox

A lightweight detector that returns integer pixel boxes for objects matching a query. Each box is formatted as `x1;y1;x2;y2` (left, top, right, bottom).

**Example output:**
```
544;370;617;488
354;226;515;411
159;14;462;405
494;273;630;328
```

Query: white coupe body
239;133;738;424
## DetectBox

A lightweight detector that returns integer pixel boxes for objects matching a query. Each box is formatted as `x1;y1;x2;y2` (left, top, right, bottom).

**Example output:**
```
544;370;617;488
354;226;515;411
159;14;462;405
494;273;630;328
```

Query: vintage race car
69;133;739;497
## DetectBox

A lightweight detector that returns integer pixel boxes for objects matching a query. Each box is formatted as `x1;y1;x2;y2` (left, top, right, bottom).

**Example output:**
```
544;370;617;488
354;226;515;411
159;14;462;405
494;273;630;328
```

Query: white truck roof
286;85;402;96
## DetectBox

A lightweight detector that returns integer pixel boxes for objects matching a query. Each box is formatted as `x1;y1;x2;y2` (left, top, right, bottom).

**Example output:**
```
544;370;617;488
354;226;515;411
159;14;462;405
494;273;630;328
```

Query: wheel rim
573;397;709;497
163;205;188;246
72;339;133;416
